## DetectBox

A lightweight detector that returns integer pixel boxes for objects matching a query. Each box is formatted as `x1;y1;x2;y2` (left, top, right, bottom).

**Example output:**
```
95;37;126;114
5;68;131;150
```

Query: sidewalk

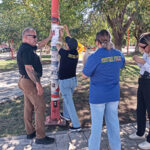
0;123;148;150
0;62;83;104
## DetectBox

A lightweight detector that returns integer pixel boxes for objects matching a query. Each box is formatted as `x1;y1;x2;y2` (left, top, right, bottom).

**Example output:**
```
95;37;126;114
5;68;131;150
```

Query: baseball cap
65;36;78;50
139;33;150;44
139;37;147;45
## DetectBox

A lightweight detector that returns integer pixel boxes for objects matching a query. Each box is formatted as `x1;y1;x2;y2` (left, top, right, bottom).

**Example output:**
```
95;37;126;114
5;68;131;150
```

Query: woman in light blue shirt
82;29;125;150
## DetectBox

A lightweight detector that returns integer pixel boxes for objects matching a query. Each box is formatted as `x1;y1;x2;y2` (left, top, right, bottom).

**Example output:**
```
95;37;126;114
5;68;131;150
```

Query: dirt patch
44;76;138;130
119;82;137;124
75;81;138;128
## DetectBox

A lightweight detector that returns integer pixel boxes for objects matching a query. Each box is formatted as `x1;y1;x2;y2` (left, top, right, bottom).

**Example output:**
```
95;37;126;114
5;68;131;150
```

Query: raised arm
37;30;52;49
64;25;71;37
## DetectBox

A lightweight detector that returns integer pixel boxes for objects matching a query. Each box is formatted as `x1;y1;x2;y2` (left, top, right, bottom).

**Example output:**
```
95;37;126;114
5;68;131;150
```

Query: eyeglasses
139;44;148;49
26;35;37;39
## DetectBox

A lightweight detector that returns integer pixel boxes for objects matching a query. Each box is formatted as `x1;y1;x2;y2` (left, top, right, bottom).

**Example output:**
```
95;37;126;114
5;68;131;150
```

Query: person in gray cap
56;25;81;132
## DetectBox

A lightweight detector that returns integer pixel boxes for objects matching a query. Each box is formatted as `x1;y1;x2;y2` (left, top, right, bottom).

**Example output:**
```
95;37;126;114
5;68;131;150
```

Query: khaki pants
18;77;46;139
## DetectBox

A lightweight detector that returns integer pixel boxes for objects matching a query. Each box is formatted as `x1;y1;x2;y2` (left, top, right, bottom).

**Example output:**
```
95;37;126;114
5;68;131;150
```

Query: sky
0;0;2;4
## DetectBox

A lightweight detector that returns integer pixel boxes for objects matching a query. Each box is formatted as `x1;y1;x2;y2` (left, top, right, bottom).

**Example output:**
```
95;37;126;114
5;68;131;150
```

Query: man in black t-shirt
17;27;55;144
56;25;81;132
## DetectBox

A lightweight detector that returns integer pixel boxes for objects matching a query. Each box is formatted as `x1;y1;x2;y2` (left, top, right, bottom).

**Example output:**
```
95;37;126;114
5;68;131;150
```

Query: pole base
45;116;66;126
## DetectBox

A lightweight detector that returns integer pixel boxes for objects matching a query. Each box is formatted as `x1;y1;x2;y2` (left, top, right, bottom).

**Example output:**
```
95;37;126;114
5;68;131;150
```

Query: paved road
0;52;16;60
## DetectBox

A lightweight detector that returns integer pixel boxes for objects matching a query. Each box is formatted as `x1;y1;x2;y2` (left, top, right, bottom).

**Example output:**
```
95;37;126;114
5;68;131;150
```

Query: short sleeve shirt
83;48;125;104
17;43;42;79
58;48;78;80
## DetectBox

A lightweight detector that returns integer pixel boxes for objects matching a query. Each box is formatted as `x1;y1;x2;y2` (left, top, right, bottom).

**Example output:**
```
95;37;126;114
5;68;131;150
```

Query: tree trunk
112;31;123;51
106;11;134;52
134;33;141;53
135;43;139;52
114;38;123;51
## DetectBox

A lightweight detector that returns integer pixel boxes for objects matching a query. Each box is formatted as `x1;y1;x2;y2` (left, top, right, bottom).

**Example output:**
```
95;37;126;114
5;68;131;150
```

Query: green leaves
0;0;149;50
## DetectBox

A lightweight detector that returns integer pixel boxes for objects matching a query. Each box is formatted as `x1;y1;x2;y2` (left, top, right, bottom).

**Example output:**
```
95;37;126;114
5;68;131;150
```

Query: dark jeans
136;78;150;142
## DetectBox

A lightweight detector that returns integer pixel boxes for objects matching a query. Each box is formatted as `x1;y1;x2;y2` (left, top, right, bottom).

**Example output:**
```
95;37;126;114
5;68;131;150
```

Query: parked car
0;44;11;53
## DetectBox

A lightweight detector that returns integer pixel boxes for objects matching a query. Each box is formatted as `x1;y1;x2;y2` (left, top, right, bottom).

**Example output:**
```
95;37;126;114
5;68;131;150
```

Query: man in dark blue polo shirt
17;27;55;144
56;25;81;132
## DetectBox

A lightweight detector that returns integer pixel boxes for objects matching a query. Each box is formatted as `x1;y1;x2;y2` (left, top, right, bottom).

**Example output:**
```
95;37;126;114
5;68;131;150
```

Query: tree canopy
0;0;149;51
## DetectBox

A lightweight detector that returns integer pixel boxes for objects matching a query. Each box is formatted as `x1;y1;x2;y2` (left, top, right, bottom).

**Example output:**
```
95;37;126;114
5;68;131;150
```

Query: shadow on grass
0;98;25;137
120;63;140;83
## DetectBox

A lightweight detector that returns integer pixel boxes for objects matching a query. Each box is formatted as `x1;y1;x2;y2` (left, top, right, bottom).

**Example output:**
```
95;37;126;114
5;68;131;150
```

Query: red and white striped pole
127;28;130;56
45;0;65;125
10;40;14;59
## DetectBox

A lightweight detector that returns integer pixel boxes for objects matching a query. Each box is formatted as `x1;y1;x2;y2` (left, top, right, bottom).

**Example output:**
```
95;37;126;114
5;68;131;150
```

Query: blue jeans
59;77;80;128
89;101;121;150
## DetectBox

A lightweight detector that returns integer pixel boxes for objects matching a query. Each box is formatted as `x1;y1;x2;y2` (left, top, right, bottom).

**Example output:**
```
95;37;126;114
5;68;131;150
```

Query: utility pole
10;40;14;59
45;0;65;126
127;28;130;56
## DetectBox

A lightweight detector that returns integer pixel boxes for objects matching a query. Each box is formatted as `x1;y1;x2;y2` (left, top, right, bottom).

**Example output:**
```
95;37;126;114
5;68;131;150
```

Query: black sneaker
60;112;71;121
35;136;55;145
69;127;82;132
27;131;36;139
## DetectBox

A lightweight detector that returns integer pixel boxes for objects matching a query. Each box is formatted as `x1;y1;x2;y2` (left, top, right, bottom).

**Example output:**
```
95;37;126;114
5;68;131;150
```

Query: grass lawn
0;58;140;137
0;59;18;72
0;53;141;72
0;55;51;72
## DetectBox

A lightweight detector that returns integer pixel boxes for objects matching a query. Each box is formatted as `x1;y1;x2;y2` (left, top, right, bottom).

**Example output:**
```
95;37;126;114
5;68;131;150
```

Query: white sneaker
138;141;150;150
129;132;145;140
